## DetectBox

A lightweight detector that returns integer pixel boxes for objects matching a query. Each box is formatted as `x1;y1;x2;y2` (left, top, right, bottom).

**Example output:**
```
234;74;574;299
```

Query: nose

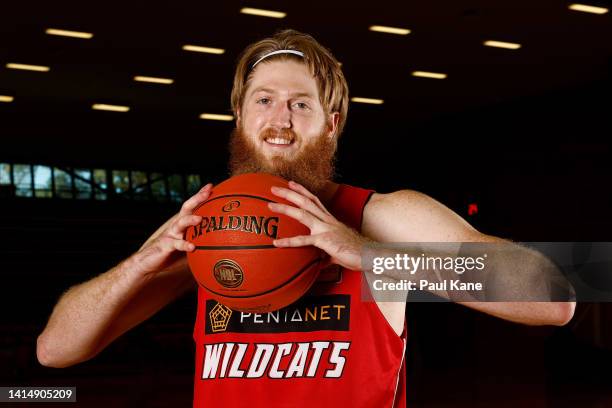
269;100;292;129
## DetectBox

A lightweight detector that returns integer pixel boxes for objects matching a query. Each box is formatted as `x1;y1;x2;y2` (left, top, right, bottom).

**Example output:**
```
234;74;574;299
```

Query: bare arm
362;189;576;326
267;182;575;335
36;184;212;368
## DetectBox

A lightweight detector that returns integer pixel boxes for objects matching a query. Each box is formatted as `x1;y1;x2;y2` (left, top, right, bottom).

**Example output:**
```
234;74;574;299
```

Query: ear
235;107;242;127
326;112;340;140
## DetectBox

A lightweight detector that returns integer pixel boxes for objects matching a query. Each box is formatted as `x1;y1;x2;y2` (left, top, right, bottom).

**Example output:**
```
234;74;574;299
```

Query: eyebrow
249;86;315;99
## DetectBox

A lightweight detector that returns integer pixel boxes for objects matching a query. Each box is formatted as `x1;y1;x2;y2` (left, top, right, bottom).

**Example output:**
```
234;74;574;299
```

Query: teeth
266;137;291;145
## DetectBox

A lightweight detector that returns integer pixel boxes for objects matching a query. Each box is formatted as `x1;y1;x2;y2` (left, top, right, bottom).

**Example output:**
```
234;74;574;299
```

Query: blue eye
257;97;270;105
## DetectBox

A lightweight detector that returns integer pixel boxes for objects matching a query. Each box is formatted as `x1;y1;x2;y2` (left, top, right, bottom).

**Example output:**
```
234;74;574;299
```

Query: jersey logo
209;302;233;332
201;341;351;380
204;295;350;334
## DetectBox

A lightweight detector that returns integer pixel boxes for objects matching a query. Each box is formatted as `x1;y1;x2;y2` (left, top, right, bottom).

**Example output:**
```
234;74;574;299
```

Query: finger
273;235;316;248
287;181;333;218
268;202;316;229
179;183;212;216
175;239;196;252
157;236;195;252
270;186;327;220
168;214;203;239
287;180;317;201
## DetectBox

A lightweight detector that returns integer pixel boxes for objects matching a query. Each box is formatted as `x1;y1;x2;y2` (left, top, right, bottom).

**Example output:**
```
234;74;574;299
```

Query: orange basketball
186;173;323;313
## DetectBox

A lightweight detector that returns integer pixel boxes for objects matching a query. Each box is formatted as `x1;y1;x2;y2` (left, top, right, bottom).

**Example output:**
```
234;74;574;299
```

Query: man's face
229;59;339;193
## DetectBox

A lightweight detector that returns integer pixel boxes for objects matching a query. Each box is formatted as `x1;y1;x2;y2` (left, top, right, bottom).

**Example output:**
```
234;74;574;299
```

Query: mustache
259;127;298;142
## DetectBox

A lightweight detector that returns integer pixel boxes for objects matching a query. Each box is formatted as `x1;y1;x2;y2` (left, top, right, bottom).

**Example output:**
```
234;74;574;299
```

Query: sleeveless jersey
193;184;407;407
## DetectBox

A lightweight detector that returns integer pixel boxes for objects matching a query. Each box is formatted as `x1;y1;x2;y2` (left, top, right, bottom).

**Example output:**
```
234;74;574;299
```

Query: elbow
36;334;81;368
36;334;65;368
36;334;58;367
550;301;576;326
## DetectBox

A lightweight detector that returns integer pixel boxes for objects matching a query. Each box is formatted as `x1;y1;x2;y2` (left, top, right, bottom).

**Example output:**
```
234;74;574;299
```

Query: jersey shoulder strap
327;184;374;231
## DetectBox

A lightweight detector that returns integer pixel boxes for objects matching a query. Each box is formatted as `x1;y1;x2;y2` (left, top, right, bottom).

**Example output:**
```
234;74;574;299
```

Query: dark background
1;0;611;406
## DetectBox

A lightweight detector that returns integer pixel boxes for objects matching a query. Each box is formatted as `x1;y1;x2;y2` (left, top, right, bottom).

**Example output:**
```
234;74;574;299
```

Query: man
37;30;575;407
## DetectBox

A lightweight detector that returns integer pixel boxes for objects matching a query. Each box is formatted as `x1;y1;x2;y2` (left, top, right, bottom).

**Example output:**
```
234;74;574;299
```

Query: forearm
362;241;575;325
37;256;149;368
457;301;576;326
37;184;211;368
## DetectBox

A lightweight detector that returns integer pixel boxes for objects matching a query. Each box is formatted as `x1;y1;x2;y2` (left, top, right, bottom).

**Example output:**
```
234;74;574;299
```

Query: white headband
251;49;305;69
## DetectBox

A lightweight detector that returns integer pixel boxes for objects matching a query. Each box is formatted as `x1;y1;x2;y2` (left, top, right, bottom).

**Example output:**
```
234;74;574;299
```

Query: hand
132;183;212;277
269;181;368;271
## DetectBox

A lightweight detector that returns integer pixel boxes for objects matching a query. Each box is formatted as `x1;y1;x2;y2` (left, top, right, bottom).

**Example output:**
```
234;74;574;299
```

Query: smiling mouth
264;137;294;146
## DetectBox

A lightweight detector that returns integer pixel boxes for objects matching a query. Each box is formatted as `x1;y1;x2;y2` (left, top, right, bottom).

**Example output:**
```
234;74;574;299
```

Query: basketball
186;173;323;313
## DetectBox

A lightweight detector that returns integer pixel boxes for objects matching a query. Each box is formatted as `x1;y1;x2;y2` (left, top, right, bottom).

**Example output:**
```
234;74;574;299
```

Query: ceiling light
568;4;608;14
45;28;93;39
240;7;286;18
92;104;130;112
0;95;14;103
351;97;384;105
134;76;174;85
182;45;225;54
484;40;522;50
412;71;447;79
6;63;50;72
200;113;234;121
369;25;411;35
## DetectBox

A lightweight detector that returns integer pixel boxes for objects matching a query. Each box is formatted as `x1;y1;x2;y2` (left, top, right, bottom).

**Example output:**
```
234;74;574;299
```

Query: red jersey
193;184;407;407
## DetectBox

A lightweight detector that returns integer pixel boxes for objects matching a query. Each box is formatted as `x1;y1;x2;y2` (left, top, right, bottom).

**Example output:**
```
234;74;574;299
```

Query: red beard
228;126;336;194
